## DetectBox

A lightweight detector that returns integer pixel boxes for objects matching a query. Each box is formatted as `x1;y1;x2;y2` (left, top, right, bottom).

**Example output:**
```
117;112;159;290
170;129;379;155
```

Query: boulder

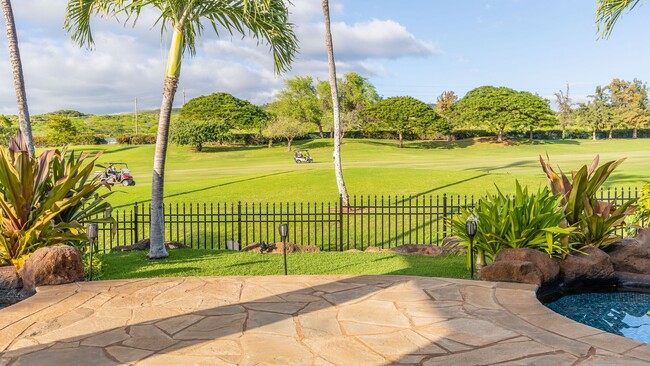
478;260;544;286
637;228;650;249
604;239;650;274
494;248;560;284
19;245;84;294
364;246;390;253
111;239;188;252
0;266;22;290
557;246;616;288
441;236;463;255
242;242;320;253
389;244;446;256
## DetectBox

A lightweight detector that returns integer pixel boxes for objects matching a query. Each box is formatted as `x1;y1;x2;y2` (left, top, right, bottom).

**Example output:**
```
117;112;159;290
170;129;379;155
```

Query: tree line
167;75;650;151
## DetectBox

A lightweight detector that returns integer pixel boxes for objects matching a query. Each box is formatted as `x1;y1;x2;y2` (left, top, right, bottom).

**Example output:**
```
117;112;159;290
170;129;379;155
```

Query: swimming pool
545;292;650;344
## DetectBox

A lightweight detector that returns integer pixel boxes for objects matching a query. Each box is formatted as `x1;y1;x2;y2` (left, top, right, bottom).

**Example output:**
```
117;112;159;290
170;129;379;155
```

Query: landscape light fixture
466;218;477;279
86;223;99;281
278;224;289;275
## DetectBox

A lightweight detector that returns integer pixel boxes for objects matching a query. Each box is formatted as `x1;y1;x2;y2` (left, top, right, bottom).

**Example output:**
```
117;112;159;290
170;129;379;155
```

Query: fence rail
94;187;642;253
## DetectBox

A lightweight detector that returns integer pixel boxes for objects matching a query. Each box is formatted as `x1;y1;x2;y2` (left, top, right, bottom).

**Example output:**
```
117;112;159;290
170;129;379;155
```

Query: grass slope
101;250;469;280
59;137;650;209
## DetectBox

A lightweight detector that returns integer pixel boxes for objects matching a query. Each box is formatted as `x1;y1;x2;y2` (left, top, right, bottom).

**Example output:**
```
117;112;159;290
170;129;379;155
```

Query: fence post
442;194;448;238
339;195;345;252
237;201;243;247
133;202;139;243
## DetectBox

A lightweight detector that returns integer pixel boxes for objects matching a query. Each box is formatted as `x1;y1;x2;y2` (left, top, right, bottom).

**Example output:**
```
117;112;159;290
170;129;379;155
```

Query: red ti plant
540;154;636;248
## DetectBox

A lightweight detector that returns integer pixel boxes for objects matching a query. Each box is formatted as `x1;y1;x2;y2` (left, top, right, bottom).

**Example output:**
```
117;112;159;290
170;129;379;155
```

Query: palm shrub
0;132;113;268
449;181;573;268
540;155;636;248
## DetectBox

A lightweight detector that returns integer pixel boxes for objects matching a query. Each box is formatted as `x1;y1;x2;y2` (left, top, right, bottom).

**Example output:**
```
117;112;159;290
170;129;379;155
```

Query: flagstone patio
1;275;649;365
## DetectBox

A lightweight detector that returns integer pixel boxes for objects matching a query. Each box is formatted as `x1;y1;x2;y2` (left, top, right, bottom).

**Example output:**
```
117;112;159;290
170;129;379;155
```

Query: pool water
545;292;650;344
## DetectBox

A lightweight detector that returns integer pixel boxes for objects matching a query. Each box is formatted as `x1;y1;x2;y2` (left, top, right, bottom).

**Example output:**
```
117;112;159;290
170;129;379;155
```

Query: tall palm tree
65;0;298;258
1;0;35;157
596;0;641;38
322;0;348;206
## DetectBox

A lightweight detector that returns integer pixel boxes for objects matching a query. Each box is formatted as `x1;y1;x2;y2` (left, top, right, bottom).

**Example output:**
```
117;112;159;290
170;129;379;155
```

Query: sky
1;0;649;115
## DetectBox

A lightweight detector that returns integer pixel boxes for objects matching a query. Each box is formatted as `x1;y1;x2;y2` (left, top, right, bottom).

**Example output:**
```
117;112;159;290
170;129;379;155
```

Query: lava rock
389;244;447;256
19;245;84;295
479;260;544;286
557;246;616;289
242;242;320;253
605;239;650;274
0;266;22;290
111;239;188;252
494;248;560;284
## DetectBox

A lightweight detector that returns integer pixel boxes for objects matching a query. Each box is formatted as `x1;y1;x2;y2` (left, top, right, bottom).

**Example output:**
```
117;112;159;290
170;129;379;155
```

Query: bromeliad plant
540;155;636;248
0;132;113;268
449;181;573;268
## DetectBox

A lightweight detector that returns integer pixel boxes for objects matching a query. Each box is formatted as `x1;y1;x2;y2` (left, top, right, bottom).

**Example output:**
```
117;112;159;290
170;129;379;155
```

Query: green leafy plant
540;154;635;247
449;181;573;268
0;132;113;268
627;181;650;234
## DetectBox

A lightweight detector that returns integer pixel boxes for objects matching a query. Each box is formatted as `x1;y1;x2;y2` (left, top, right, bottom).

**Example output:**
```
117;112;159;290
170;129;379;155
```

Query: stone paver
1;275;649;365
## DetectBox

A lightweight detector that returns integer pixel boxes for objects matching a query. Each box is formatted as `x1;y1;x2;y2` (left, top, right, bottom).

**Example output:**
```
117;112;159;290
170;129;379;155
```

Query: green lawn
100;250;470;280
59;137;650;209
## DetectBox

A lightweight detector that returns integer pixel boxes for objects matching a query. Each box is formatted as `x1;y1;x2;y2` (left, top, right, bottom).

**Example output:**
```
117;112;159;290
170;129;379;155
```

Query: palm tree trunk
2;0;34;157
149;26;184;259
322;0;348;206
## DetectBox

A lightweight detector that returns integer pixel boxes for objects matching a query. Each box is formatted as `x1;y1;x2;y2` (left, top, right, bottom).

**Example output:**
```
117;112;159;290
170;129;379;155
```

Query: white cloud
0;0;436;114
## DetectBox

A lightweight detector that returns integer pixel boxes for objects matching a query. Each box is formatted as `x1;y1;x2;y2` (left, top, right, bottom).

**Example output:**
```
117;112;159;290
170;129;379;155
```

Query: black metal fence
94;187;642;253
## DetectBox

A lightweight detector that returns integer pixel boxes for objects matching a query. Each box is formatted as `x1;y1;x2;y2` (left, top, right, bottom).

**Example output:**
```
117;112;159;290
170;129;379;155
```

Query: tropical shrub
0;132;113;268
46;115;78;146
449;182;573;268
540;155;636;247
170;119;232;151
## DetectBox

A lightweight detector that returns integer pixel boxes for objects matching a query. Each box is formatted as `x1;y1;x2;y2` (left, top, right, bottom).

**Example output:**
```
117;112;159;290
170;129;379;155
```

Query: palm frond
596;0;642;39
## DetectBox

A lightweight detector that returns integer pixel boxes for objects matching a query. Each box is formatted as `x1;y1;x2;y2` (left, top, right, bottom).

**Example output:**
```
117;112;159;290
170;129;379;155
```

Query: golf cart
293;150;313;163
96;162;136;186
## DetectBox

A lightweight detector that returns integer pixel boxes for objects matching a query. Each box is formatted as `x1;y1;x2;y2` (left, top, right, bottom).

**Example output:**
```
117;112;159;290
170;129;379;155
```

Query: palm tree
65;0;298;258
1;0;35;157
322;0;348;206
596;0;642;38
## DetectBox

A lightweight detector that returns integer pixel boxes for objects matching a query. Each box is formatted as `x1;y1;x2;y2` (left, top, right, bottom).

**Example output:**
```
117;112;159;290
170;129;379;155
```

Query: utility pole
183;88;186;105
134;97;138;135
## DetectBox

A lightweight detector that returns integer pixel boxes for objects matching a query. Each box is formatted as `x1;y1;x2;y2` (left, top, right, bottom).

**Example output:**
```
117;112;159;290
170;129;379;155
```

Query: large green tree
270;76;323;137
553;83;573;139
2;0;35;156
65;0;297;259
180;92;268;131
576;86;613;140
360;96;440;148
170;119;231;151
435;90;458;141
451;86;553;142
262;116;309;151
606;78;650;138
317;72;379;138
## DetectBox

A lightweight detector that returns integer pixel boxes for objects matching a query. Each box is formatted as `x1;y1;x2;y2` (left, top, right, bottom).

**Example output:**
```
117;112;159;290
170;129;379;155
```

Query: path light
86;223;99;281
466;217;477;280
278;224;288;275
